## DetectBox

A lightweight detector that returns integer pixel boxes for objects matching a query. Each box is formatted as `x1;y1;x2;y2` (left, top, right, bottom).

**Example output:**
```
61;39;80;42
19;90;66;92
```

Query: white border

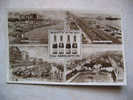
7;81;126;86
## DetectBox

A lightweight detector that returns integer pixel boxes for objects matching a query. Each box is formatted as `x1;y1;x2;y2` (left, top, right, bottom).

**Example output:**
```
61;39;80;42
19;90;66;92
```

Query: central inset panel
49;30;81;58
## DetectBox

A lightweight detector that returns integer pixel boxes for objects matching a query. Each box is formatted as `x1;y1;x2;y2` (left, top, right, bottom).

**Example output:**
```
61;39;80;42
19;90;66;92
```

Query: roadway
66;11;121;44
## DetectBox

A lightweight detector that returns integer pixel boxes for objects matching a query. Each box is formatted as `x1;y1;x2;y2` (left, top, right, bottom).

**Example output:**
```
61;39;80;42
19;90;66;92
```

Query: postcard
7;9;126;85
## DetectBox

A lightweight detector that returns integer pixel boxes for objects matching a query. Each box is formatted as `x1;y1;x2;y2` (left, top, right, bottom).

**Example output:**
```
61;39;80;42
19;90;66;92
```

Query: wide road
66;12;121;44
71;71;113;82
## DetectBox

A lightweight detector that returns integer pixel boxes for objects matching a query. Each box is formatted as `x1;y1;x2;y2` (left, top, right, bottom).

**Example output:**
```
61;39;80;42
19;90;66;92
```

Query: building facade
49;30;81;58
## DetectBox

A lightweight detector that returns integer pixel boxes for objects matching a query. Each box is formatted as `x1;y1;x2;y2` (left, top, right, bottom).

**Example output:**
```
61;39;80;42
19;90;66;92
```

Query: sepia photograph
9;46;65;82
7;9;126;85
8;10;122;45
66;50;124;83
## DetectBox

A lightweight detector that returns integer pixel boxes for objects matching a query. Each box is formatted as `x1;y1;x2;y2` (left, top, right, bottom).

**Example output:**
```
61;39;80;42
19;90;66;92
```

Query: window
60;35;63;41
74;35;76;42
67;35;70;41
54;35;56;42
53;35;57;48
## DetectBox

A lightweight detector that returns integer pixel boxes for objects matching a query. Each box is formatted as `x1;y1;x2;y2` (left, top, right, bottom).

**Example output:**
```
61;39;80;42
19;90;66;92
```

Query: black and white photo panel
7;9;126;85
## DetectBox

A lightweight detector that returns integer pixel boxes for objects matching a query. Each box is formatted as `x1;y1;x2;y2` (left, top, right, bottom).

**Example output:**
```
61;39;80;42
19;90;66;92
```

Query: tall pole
63;15;68;82
63;59;67;81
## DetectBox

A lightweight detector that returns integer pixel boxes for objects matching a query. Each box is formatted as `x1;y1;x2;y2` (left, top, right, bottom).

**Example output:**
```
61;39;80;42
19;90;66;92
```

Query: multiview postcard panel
7;9;126;85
